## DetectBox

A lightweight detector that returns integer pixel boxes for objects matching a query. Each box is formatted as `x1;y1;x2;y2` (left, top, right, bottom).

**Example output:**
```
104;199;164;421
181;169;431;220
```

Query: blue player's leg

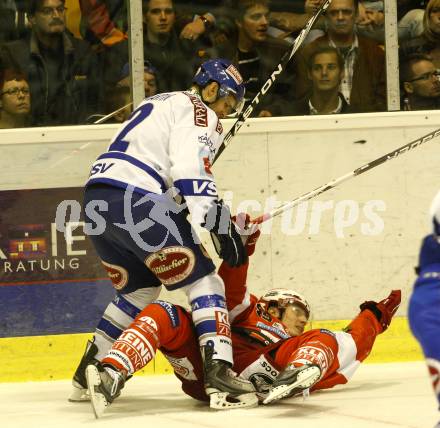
69;254;162;401
409;284;440;410
70;186;163;401
181;272;256;409
408;234;440;412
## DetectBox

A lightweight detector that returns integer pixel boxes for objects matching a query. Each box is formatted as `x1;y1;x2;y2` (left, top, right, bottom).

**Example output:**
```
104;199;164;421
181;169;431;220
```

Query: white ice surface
0;362;438;428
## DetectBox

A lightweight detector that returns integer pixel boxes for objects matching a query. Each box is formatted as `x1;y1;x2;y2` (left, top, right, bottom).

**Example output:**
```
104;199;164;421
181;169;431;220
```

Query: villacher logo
145;246;195;285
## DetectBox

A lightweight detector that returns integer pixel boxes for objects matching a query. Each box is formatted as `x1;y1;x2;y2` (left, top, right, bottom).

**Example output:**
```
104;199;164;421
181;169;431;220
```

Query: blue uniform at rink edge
408;234;440;410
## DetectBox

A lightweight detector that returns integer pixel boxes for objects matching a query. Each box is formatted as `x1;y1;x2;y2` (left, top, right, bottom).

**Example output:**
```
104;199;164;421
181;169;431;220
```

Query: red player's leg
86;302;196;417
275;330;337;376
264;331;337;404
102;301;193;374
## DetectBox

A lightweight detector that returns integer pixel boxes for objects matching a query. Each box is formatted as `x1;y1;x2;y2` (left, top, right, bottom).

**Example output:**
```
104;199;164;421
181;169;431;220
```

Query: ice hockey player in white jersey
70;58;257;408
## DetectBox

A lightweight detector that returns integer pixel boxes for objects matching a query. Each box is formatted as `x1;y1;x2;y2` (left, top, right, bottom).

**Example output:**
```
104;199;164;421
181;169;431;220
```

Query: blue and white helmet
193;58;245;115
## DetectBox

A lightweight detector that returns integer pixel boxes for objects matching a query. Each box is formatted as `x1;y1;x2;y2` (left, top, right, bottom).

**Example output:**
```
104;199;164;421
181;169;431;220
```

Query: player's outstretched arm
217;215;261;318
358;289;402;334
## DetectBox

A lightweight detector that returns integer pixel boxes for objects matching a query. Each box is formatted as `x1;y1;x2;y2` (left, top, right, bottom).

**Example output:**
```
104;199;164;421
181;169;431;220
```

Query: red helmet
258;288;311;319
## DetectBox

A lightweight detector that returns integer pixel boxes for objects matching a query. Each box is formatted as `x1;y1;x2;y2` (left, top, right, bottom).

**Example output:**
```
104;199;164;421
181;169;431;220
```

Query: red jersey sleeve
218;260;255;322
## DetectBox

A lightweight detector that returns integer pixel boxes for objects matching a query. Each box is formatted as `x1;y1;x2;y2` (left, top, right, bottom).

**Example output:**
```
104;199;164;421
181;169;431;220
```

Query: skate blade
68;386;90;402
210;392;258;410
263;366;321;405
86;365;109;419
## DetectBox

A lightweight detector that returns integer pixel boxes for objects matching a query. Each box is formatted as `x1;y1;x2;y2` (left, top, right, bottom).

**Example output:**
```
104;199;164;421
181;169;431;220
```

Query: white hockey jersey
87;91;224;224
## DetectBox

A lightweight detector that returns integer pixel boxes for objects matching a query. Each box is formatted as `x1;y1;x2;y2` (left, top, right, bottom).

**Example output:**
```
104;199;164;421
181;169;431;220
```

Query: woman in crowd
0;69;31;129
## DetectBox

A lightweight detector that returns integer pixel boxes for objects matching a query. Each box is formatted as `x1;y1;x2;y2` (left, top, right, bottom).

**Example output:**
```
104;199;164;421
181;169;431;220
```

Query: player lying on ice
85;218;401;417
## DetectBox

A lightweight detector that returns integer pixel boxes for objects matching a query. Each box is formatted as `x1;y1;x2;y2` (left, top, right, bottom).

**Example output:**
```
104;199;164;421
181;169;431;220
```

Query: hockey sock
94;287;160;360
184;273;233;364
102;301;190;375
102;316;158;375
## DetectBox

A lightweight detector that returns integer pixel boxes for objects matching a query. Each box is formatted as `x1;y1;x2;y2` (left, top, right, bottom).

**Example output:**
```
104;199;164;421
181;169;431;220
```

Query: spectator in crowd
102;85;131;123
78;0;222;50
0;0;18;42
401;0;440;68
398;0;427;17
117;60;158;97
357;0;384;43
174;0;222;43
400;54;440;110
290;46;354;114
0;69;31;128
85;83;131;124
266;0;326;43
294;0;386;112
87;60;158;124
357;0;424;43
103;0;198;93
396;0;426;40
0;0;101;126
362;1;384;27
210;0;295;117
79;0;128;47
142;0;199;90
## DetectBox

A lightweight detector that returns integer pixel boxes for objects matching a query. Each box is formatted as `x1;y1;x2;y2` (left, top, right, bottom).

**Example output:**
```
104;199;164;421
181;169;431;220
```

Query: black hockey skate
263;363;321;404
86;361;126;418
69;340;99;402
202;345;258;409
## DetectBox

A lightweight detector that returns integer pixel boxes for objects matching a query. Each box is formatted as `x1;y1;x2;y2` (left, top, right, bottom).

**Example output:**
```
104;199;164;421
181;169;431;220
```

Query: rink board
0;187;116;338
0;316;423;382
1;113;440;321
1;112;439;383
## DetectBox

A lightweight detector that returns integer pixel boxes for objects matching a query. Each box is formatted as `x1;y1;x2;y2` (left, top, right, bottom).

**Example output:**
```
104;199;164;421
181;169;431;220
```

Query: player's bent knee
182;272;225;301
122;286;162;310
134;300;180;326
133;300;192;345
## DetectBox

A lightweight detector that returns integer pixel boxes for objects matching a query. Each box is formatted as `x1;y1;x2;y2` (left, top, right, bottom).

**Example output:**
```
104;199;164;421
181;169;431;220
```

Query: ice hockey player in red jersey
85;220;401;417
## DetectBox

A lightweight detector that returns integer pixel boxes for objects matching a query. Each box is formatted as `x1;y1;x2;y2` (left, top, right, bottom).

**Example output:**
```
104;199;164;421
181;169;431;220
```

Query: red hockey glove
233;213;261;257
359;289;401;332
